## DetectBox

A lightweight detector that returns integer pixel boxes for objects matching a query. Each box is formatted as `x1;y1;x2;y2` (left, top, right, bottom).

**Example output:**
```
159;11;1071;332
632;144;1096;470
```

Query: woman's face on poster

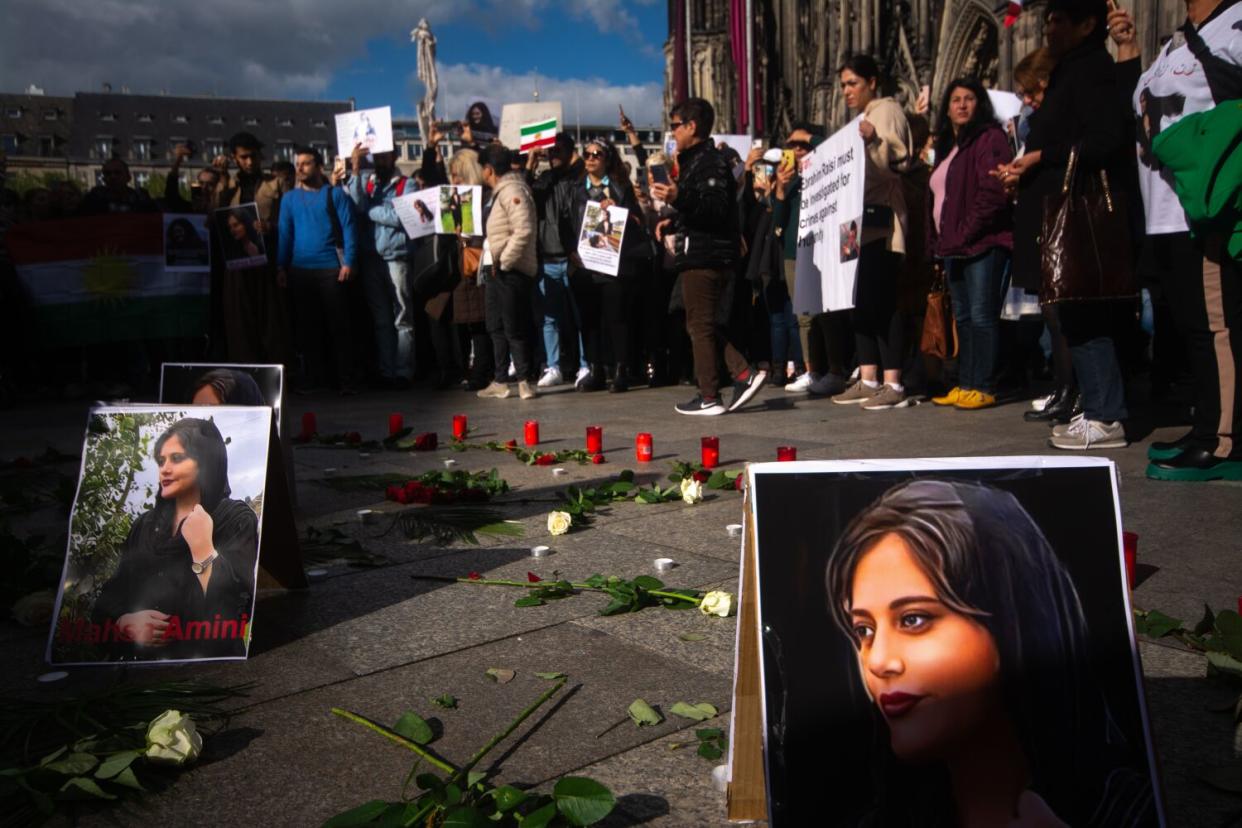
155;435;200;501
227;213;247;240
848;533;1003;762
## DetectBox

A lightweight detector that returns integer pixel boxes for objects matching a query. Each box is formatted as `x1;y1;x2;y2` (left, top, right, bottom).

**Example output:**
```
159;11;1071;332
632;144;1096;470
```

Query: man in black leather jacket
651;98;767;415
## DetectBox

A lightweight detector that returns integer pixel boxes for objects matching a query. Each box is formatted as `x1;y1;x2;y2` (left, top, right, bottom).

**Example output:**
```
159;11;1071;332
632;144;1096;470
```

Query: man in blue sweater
278;146;360;394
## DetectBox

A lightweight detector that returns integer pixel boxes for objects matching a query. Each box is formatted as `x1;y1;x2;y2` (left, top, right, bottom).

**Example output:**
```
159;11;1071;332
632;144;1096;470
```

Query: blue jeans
769;296;804;369
1071;337;1128;421
533;259;587;372
946;248;1010;393
361;255;412;379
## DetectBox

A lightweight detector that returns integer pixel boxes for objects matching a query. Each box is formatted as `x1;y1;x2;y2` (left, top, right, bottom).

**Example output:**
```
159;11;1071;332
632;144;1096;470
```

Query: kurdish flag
520;117;559;152
6;213;210;347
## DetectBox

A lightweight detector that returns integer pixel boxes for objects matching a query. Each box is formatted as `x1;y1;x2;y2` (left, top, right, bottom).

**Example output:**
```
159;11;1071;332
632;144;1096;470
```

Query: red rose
527;572;542;583
411;486;434;505
345;431;362;444
592;453;605;465
734;473;745;491
413;432;439;451
467;572;482;580
693;470;711;483
385;484;401;502
535;454;556;466
504;439;518;450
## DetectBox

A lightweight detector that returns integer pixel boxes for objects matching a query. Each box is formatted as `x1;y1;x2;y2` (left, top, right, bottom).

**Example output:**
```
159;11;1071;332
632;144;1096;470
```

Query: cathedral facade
664;0;1188;137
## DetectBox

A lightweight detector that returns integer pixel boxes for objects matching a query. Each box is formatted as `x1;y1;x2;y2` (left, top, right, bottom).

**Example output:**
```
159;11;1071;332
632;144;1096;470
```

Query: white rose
547;510;573;536
680;477;704;505
698;591;735;618
145;710;203;765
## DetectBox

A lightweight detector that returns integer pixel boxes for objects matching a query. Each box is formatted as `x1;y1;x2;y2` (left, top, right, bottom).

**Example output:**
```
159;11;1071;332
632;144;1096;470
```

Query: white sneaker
1049;417;1127;450
808;373;845;396
574;366;591;388
507;360;517;380
784;372;815;392
537;366;562;387
1052;412;1086;438
1030;392;1055;412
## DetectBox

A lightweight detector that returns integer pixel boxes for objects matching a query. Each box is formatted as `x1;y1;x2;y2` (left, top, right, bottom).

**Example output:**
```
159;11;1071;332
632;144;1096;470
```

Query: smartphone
753;163;772;189
751;138;764;150
648;163;670;185
781;149;796;173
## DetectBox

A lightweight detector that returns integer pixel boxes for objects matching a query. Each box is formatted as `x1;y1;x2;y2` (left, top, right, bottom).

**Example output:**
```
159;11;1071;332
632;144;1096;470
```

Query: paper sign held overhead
335;106;394;159
520;117;559;153
499;102;563;151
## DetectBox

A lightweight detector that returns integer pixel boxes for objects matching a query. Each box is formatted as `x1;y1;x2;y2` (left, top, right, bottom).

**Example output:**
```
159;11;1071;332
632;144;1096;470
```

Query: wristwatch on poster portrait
191;550;219;574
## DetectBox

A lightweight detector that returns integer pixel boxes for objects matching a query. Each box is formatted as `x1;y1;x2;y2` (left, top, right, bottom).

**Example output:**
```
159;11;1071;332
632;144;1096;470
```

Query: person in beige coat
477;144;540;400
830;54;917;412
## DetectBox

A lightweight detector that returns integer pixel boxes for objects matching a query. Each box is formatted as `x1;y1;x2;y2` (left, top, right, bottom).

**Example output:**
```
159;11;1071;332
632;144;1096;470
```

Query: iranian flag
519;117;559;152
6;213;210;347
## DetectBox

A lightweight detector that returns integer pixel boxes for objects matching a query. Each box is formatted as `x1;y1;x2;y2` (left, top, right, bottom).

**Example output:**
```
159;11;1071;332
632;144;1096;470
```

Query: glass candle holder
701;436;720;469
300;412;317;439
635;432;653;463
586;425;603;454
452;414;468;441
388;413;404;436
1122;531;1138;590
524;420;540;447
776;446;797;462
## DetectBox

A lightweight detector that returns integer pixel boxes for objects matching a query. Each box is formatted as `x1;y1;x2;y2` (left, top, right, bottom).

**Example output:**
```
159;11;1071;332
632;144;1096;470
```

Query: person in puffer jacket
477;143;540;400
650;97;768;416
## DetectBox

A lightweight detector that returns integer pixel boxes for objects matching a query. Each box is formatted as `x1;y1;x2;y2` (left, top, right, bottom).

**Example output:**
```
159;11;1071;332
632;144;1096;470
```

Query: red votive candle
586;425;603;454
635;432;653;462
776;446;797;461
524;420;540;447
452;414;468;441
1122;531;1138;590
388;413;404;436
701;436;720;469
301;412;317;438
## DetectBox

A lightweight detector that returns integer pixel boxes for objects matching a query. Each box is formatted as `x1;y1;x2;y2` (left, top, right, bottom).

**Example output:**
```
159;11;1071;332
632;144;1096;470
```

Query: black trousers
854;240;905;371
289;267;355;388
485;270;535;383
571;268;635;368
1151;232;1242;458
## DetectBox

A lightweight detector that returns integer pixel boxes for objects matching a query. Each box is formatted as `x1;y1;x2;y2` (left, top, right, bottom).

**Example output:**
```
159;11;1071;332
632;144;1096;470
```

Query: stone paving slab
79;624;732;828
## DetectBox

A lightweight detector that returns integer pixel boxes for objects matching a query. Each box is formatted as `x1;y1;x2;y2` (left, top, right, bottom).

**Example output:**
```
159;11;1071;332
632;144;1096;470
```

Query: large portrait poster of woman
47;406;271;665
159;363;284;435
747;457;1163;827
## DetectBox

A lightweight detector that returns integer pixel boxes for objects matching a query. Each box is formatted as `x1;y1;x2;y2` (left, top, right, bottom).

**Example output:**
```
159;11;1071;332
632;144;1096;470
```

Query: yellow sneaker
955;390;997;410
932;387;962;406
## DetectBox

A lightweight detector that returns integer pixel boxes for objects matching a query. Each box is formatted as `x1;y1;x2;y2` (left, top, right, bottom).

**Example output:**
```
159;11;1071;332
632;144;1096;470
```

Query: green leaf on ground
431;694;458;710
58;776;116;800
393;711;434;745
1140;610;1182;638
94;749;141;780
490;785;527;812
679;633;707;642
111;767;144;791
1206;650;1242;680
669;701;718;721
534;672;566;680
627;698;663;727
521;801;559;828
697;741;723;761
515;595;545;607
486;668;516;684
553;776;617;826
43;752;98;776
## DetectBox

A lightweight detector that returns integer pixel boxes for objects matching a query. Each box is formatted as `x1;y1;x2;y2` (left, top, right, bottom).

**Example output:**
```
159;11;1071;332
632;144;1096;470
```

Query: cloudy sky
1;0;669;125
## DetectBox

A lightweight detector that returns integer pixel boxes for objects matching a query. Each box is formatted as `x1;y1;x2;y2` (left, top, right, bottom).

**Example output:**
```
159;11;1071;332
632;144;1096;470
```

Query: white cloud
1;0;660;101
424;63;664;128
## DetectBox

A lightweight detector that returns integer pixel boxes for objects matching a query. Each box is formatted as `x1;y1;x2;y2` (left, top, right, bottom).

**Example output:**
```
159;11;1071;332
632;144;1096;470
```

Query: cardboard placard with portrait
159;363;284;436
213;202;267;271
46;405;294;665
731;457;1164;826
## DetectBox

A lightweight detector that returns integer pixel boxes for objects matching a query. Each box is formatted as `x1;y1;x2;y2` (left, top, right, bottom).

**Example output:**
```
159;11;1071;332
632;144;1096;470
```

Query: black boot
610;364;630;393
1024;386;1072;422
578;364;605;392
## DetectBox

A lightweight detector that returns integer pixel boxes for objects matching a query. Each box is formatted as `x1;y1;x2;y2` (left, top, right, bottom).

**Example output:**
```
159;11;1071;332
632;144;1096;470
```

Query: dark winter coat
927;122;1014;259
669;138;740;271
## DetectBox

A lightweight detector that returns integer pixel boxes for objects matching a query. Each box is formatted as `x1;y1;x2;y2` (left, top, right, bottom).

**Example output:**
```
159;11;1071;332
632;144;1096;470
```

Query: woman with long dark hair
830;54;916;411
190;369;265;406
92;418;259;660
824;478;1155;826
220;207;263;264
559;139;653;392
927;78;1014;411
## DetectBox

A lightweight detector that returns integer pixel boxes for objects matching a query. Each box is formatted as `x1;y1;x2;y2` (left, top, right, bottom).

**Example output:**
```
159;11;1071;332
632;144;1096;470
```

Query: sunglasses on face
584;150;605;160
669;121;685;130
785;140;812;151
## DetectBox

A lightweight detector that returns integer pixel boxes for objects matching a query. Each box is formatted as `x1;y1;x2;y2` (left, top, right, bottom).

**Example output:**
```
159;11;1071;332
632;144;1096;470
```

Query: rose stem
449;677;567;785
329;708;457;775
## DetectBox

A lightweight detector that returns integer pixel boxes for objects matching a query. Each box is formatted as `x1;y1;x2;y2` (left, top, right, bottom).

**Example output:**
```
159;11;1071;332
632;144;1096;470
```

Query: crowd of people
0;0;1238;481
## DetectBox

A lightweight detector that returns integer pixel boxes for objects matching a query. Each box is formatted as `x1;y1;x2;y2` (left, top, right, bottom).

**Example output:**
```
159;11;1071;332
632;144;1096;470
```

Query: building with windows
1;88;353;191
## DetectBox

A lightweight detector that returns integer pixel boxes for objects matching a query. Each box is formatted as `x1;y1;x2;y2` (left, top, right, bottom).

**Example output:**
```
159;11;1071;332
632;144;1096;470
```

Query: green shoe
1147;433;1194;461
1146;448;1242;482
